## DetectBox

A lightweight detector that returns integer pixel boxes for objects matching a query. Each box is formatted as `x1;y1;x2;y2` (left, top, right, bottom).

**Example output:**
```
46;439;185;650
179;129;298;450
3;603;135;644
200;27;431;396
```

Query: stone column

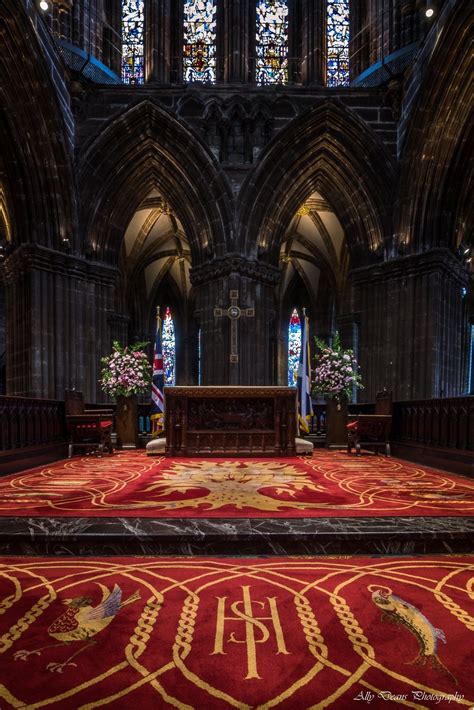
103;0;122;77
218;0;253;84
350;249;469;402
145;0;172;83
300;0;325;85
191;257;279;385
2;245;118;401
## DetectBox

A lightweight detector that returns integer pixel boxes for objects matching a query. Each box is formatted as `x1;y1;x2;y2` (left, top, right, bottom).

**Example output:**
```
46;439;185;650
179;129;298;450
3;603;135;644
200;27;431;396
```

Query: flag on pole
297;310;314;434
150;308;165;436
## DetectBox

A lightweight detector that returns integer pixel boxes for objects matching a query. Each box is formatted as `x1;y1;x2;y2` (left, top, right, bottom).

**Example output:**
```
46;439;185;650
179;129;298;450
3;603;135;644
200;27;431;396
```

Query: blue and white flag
297;313;314;434
150;312;165;436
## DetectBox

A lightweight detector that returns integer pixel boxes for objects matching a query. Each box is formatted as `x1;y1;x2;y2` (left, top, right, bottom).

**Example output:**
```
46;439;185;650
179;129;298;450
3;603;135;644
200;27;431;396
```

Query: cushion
146;437;167;455
295;437;314;455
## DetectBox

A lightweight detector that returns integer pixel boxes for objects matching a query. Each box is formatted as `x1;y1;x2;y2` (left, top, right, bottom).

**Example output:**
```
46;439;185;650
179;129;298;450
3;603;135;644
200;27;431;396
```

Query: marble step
0;516;472;557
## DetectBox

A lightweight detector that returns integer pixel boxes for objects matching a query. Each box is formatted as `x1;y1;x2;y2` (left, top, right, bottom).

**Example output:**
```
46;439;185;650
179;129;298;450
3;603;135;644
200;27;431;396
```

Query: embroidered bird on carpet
14;583;140;673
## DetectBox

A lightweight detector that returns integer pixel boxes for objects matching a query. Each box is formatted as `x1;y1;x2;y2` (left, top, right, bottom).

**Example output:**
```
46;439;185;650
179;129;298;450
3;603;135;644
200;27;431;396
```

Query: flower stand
325;398;348;449
116;395;139;449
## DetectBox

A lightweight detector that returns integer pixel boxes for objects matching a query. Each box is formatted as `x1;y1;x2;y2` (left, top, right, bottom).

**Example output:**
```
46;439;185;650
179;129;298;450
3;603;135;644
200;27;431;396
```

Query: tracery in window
162;307;176;385
256;1;288;86
183;1;217;83
121;0;145;84
327;0;350;87
288;308;302;387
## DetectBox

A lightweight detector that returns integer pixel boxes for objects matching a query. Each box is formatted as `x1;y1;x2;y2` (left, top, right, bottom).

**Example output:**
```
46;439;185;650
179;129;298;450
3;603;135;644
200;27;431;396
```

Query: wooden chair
65;390;114;458
347;390;393;456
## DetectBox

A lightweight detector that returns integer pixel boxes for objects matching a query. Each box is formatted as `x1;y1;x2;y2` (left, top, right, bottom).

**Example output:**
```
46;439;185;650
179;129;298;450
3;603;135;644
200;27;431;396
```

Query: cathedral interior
0;1;473;707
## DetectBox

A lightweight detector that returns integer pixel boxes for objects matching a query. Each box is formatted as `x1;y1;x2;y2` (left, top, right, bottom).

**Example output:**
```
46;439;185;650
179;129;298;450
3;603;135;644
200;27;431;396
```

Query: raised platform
1;515;473;556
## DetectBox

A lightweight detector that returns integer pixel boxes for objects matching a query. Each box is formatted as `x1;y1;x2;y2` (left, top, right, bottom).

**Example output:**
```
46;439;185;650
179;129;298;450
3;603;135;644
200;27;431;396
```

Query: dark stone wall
0;0;471;401
350;250;469;401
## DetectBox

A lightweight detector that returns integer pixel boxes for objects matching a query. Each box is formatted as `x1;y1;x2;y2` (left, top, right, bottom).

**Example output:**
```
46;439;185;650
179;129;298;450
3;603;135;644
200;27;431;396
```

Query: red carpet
0;451;473;518
0;555;472;709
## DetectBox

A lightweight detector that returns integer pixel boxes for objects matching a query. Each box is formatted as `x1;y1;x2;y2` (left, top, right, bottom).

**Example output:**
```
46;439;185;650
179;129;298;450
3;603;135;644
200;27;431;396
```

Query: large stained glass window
162;307;176;385
183;1;217;83
121;0;144;84
288;308;302;387
256;1;288;85
327;1;350;87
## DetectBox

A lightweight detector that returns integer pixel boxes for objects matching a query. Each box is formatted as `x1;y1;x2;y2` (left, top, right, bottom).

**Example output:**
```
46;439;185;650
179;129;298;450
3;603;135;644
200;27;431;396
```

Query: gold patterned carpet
0;555;473;708
0;451;473;517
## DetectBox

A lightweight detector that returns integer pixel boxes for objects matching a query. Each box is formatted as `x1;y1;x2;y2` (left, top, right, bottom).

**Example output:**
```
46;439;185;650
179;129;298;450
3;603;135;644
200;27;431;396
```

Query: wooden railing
2;395;472;452
391;397;474;451
0;396;66;452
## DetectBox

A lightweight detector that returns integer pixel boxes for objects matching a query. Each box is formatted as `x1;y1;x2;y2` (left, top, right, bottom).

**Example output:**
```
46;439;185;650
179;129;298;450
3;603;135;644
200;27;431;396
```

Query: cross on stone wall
214;290;255;363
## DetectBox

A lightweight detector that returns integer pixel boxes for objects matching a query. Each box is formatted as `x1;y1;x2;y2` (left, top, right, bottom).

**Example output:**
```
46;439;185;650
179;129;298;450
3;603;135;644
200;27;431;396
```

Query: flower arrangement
312;332;363;401
100;341;151;398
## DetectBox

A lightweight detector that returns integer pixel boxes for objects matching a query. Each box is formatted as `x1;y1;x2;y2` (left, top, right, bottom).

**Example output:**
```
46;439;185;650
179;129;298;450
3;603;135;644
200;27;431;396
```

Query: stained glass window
256;1;288;85
327;1;350;87
121;0;144;84
288;308;302;387
162;307;176;385
183;1;217;83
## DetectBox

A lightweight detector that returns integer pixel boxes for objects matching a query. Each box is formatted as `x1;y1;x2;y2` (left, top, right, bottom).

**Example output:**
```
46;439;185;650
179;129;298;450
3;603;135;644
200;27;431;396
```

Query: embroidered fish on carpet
369;585;457;684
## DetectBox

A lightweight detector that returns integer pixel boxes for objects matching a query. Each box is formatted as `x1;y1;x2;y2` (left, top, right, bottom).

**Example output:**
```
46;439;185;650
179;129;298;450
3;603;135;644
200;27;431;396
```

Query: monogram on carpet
0;556;472;709
0;452;473;518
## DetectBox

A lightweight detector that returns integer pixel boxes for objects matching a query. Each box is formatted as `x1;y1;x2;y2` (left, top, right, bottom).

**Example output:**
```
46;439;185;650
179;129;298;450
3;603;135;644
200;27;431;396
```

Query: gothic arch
236;101;395;265
397;1;472;252
77;100;234;265
0;1;75;250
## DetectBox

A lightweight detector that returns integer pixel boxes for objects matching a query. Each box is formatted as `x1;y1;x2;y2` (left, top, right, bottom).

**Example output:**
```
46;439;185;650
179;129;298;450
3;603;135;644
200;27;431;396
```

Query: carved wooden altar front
165;387;297;456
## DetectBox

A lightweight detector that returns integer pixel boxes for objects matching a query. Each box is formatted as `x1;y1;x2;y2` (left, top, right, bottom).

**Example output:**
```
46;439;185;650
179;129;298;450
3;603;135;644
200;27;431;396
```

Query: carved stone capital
0;244;118;287
190;255;280;287
350;248;469;287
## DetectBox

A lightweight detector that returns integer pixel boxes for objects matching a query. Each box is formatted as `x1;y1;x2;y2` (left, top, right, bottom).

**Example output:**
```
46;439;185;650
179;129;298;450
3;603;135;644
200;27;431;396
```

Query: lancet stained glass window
162;307;176;385
327;1;350;87
183;1;217;83
121;0;144;84
256;1;288;85
288;309;302;387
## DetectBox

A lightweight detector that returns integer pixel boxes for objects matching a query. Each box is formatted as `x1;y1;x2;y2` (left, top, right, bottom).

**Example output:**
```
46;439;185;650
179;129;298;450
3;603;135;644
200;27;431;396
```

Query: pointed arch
237;100;395;265
78;100;233;265
397;2;472;252
0;1;75;250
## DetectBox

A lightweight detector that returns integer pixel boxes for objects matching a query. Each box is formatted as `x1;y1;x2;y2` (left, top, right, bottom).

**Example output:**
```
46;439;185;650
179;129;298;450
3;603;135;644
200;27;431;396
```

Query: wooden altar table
165;387;297;457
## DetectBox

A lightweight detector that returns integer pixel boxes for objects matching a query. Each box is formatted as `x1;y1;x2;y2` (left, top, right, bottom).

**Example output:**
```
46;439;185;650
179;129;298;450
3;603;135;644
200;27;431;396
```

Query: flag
150;312;165;436
297;312;314;434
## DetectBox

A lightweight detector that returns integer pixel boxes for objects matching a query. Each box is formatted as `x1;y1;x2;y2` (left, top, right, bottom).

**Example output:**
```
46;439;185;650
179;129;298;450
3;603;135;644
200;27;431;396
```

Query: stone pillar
145;0;172;83
300;0;325;85
350;249;469;402
219;0;253;84
103;0;122;77
2;245;118;401
191;257;279;385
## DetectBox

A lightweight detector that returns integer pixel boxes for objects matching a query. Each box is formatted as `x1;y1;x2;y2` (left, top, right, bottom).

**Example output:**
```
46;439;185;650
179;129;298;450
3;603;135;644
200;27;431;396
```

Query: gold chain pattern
174;592;199;661
0;593;55;653
128;593;163;659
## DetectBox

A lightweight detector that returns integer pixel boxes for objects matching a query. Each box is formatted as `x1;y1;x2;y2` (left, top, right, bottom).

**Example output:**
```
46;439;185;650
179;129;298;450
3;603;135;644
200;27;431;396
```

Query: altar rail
390;396;473;476
0;396;67;474
0;395;472;475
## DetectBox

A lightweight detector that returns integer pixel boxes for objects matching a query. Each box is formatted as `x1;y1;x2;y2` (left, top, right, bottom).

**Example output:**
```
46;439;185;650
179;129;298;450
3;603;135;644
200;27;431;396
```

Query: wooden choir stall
165;387;297;457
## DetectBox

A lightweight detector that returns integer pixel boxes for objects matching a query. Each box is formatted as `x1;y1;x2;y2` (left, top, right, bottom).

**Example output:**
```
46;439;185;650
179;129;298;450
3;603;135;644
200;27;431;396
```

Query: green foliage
312;331;363;401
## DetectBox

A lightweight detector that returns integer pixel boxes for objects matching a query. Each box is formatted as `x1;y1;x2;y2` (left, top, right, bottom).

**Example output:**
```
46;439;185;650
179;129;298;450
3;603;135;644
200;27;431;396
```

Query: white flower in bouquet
100;341;151;398
312;332;363;401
